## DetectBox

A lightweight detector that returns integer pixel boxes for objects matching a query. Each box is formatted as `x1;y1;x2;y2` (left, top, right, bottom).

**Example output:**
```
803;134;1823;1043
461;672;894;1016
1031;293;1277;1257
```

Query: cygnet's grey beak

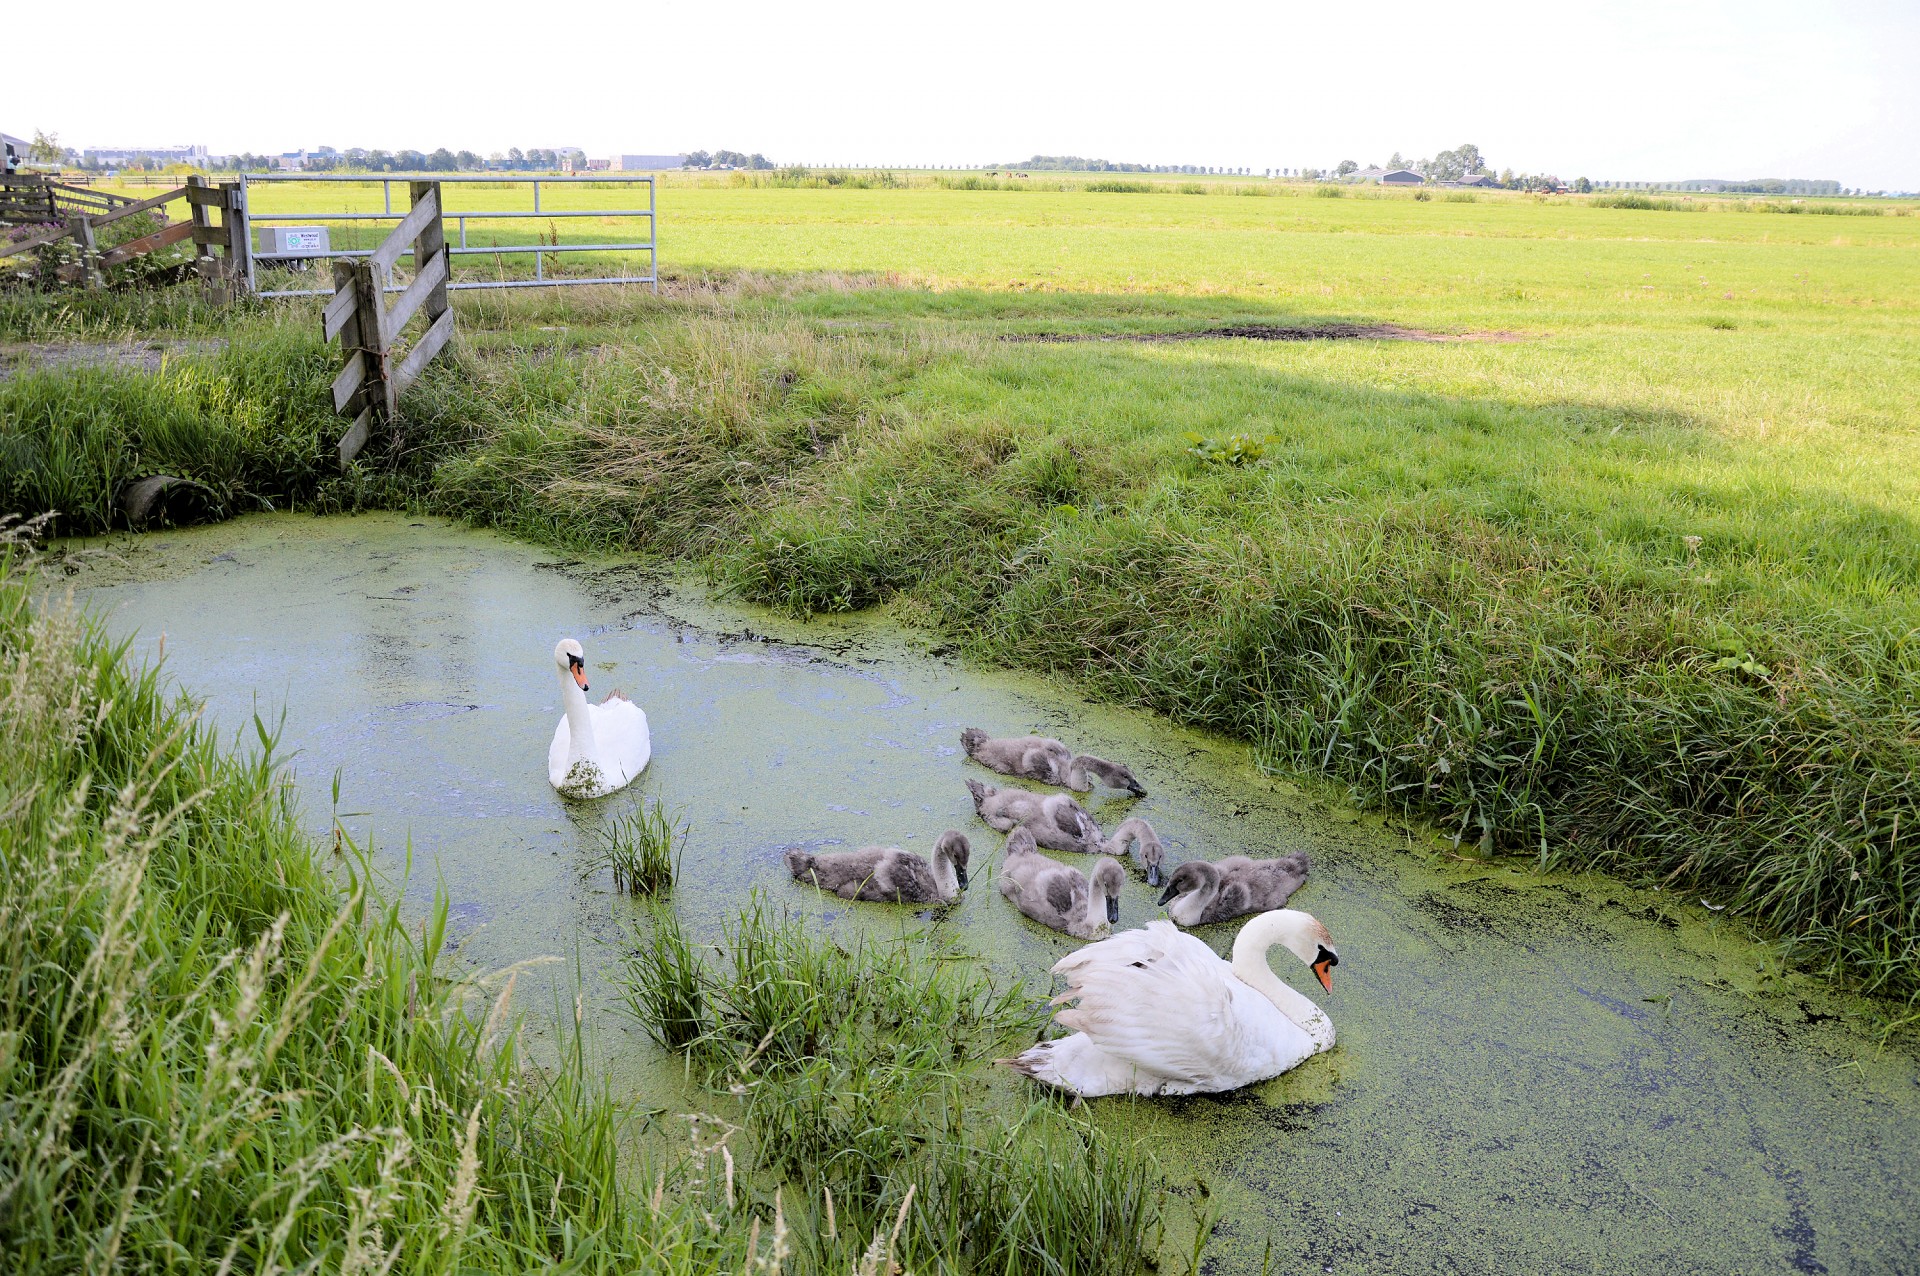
956;867;969;889
1128;782;1147;797
1156;883;1178;907
1105;896;1120;925
1146;864;1162;888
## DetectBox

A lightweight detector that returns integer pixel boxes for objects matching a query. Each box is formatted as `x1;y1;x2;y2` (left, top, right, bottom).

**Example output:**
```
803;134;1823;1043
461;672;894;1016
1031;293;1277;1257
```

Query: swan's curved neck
932;847;960;898
1231;923;1333;1048
559;667;598;763
1082;877;1109;933
1067;755;1109;788
1167;875;1217;927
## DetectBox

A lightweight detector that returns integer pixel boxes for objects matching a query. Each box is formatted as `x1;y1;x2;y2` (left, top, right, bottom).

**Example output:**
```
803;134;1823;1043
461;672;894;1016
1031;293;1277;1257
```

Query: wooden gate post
67;215;103;288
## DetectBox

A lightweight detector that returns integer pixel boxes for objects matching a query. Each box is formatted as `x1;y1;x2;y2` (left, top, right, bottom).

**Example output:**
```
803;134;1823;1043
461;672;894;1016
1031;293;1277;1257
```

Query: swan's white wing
1048;921;1306;1090
590;700;651;788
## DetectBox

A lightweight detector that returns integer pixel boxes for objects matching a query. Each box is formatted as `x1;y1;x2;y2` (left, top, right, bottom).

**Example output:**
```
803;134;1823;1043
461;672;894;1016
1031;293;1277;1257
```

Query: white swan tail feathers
1001;1034;1160;1096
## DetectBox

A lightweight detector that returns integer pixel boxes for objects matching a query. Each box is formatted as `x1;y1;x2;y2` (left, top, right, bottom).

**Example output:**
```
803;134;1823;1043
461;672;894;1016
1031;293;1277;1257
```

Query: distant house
1448;172;1499;187
2;131;27;173
586;157;611;171
615;153;686;171
1380;168;1424;185
275;151;307;171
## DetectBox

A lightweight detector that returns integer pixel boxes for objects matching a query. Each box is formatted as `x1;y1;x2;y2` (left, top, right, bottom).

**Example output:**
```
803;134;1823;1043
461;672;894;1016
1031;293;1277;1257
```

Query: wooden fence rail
325;181;455;466
0;174;139;224
0;176;247;298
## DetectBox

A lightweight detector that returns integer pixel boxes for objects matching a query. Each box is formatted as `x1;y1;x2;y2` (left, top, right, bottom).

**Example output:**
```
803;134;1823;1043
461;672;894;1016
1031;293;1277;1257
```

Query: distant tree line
1008;156;1255;174
684;150;773;169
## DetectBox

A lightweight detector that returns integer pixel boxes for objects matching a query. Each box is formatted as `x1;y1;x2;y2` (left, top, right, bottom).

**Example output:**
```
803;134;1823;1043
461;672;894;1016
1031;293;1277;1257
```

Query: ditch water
62;513;1920;1274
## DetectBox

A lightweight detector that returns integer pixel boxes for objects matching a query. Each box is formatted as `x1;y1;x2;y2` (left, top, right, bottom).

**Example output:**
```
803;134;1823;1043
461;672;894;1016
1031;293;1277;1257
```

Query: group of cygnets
550;640;1341;1097
782;727;1340;1097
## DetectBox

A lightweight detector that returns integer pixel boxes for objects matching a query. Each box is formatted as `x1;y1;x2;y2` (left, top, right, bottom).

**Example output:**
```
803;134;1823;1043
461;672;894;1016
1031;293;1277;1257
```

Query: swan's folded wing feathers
1048;922;1255;1087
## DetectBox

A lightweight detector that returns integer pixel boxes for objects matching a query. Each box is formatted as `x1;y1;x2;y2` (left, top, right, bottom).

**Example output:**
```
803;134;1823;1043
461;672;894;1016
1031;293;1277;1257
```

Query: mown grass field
6;176;1919;1009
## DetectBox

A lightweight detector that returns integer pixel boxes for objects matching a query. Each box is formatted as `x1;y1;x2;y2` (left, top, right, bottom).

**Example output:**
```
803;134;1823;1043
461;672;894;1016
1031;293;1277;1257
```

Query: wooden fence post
408;180;450;325
67;215;102;288
187;175;222;302
225;180;251;297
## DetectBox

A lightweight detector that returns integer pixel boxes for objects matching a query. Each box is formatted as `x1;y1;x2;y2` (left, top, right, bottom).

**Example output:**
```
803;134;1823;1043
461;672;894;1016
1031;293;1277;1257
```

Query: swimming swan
960;728;1147;796
1004;909;1339;1097
1157;853;1309;926
548;638;651;799
999;828;1127;940
965;778;1103;853
785;830;971;904
1102;817;1166;887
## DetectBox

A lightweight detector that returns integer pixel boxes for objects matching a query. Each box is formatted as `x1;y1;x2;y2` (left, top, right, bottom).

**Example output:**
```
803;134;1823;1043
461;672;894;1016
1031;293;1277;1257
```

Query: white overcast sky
9;0;1916;187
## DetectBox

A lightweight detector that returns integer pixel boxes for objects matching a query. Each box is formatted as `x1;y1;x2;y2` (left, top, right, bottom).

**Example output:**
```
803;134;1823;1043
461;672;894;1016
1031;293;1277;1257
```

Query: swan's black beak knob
1106;896;1120;925
1146;864;1162;888
1156;883;1178;907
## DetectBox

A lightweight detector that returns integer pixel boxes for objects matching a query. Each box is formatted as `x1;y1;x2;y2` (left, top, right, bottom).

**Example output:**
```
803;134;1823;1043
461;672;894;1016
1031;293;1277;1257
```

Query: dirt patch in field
0;338;227;380
1004;323;1525;344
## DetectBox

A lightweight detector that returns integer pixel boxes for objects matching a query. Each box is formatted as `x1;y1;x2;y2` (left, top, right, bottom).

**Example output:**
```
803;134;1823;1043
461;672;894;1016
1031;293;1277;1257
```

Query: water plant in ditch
591;799;685;894
618;897;1177;1273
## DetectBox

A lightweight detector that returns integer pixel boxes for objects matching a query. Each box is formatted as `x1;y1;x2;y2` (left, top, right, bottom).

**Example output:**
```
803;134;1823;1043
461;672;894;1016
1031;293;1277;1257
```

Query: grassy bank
0;530;1168;1271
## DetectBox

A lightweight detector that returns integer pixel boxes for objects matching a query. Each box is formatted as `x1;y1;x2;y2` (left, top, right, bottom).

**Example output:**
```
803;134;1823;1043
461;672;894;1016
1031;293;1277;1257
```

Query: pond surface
63;513;1920;1275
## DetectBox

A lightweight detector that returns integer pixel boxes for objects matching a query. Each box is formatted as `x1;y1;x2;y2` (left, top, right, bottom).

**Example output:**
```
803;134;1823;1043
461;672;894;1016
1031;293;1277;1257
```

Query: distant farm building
1380;169;1424;185
616;154;686;171
1448;172;1499;187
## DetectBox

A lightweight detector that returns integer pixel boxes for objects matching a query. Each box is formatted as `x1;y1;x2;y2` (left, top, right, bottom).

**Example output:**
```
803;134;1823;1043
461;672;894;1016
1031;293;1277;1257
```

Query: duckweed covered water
63;513;1920;1274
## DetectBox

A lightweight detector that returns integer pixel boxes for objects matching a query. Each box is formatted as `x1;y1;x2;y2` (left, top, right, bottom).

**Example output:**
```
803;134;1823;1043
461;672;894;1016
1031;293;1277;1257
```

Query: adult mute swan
1003;909;1338;1097
548;638;650;799
785;830;971;904
959;728;1147;796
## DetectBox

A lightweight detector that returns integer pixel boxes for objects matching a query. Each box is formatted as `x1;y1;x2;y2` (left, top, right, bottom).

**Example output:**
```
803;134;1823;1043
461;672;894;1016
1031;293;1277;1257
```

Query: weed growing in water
594;801;684;894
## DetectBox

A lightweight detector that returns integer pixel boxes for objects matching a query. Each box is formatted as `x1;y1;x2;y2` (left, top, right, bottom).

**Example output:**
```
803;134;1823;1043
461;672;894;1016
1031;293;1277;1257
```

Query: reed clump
618;899;1170;1273
592;801;684;894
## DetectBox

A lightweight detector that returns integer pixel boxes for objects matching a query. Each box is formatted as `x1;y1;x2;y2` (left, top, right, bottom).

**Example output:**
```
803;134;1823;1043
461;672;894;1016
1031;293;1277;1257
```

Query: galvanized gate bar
241;172;657;298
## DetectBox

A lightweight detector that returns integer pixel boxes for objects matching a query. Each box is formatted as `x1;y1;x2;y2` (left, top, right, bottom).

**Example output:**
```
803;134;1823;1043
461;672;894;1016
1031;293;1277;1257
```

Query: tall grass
0;320;462;535
1084;180;1153;194
0;532;808;1271
618;899;1172;1273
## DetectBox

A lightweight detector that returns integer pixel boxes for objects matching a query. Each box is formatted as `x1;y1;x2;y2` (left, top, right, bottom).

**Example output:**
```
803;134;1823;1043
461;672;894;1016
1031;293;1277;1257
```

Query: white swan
547;638;650;799
1003;909;1338;1097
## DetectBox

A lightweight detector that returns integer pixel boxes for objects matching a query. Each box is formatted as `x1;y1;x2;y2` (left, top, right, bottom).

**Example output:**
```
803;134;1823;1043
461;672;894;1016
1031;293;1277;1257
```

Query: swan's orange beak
1312;958;1334;993
571;663;589;692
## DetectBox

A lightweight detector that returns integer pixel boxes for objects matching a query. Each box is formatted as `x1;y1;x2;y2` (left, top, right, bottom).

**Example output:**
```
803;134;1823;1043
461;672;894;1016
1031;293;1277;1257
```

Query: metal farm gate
237;173;658;465
237;172;657;297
